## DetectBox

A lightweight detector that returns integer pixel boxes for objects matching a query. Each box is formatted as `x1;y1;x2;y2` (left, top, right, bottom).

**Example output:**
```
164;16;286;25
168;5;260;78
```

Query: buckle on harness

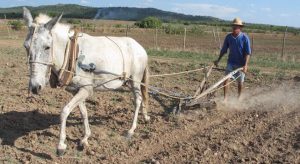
119;72;127;81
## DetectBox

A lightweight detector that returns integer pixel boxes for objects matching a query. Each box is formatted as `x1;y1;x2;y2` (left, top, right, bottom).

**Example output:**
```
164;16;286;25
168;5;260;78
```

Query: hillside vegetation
0;4;299;34
0;4;97;19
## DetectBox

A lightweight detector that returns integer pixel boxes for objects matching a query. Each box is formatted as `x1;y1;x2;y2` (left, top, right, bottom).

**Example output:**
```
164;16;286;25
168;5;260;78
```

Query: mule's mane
35;14;71;37
35;14;52;24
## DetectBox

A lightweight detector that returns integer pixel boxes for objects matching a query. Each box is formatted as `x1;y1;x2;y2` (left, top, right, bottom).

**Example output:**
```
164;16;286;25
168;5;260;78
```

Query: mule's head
23;7;62;94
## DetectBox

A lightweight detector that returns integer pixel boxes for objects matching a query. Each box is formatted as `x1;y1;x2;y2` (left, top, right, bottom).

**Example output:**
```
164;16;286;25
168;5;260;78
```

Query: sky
1;0;300;27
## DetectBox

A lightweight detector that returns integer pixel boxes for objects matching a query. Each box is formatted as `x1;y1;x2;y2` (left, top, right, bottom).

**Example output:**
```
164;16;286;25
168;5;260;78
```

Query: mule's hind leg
127;81;143;138
78;101;91;148
57;88;90;156
141;67;150;122
141;99;150;122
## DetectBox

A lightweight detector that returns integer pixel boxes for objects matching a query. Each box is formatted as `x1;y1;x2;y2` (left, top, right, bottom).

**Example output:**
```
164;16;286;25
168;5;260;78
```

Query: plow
146;66;243;114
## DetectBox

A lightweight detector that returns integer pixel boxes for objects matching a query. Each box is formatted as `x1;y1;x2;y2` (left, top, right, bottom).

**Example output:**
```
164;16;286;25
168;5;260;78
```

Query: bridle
27;25;56;84
28;26;55;65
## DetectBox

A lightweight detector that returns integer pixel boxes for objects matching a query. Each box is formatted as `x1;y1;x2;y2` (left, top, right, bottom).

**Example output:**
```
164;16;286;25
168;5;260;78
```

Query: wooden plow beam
173;67;243;114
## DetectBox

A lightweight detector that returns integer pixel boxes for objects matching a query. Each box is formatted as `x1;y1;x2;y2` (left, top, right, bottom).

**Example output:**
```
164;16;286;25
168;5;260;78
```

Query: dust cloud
215;82;300;111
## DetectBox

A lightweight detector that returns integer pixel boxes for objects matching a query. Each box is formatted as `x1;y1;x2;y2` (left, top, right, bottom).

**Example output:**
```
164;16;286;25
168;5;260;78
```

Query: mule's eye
45;46;50;50
24;43;29;49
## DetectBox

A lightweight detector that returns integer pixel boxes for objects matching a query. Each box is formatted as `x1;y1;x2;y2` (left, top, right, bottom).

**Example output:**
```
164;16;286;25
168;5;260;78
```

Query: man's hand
214;60;219;67
243;65;248;73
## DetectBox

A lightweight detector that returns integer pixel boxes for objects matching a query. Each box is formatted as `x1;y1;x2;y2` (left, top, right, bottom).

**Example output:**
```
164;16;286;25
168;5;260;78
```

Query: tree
135;16;162;28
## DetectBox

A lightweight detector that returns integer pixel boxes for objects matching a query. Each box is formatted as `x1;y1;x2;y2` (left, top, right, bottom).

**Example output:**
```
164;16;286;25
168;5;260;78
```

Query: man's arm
214;52;226;67
214;35;229;67
243;35;252;73
243;55;250;73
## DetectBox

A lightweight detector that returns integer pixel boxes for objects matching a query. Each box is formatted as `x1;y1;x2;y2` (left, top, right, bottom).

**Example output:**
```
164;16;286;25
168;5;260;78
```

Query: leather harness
49;29;80;88
57;30;80;86
30;27;126;89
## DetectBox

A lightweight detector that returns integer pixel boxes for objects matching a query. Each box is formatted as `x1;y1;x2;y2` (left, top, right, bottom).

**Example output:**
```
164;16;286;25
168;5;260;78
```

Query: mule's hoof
77;144;84;151
126;132;134;140
77;140;89;151
144;116;151;122
56;149;66;157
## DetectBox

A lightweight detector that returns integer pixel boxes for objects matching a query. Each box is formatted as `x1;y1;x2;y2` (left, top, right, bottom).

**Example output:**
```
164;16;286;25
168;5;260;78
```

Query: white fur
24;9;150;156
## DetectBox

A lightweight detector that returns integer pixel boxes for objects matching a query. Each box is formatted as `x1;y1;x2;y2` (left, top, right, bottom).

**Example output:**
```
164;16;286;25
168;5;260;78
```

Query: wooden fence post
155;27;158;50
183;28;187;51
281;26;288;60
251;35;254;54
212;26;219;55
126;25;129;37
216;25;221;49
212;27;217;46
4;14;11;38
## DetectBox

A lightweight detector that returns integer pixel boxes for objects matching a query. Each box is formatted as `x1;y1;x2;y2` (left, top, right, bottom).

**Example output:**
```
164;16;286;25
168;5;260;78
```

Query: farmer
214;17;251;101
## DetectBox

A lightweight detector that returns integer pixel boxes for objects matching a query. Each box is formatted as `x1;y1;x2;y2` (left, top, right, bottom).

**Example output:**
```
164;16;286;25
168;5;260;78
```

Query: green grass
147;49;215;62
147;49;300;71
250;55;300;70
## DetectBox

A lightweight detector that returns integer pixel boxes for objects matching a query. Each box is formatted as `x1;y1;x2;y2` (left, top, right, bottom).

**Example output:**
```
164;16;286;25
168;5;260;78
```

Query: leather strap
58;29;79;86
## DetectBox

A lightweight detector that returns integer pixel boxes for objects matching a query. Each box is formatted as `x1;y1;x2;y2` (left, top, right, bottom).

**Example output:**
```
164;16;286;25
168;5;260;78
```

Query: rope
26;26;212;100
29;61;53;66
126;76;193;100
59;69;123;80
127;70;242;100
105;36;126;77
60;67;241;100
58;68;194;100
150;67;207;78
25;25;239;101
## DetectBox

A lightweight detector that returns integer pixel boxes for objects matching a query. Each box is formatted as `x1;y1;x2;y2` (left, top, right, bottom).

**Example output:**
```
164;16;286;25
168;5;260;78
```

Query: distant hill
0;4;98;19
0;4;299;33
0;4;223;23
93;7;223;23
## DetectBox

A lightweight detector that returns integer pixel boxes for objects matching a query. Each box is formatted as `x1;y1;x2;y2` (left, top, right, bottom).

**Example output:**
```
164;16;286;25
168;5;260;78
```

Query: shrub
114;24;123;28
48;12;59;17
67;19;82;24
135;16;162;29
81;23;95;31
190;25;204;35
163;24;185;34
8;20;23;31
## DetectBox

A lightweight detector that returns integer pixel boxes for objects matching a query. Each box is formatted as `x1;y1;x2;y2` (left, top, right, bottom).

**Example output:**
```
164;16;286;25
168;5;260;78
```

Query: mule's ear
45;13;63;31
23;7;33;27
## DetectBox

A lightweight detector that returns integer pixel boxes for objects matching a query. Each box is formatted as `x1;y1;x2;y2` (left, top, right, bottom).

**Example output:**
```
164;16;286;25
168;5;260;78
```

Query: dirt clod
0;44;299;163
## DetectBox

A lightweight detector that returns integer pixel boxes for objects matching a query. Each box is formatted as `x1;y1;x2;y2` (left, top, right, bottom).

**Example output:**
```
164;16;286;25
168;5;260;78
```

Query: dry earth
0;37;300;163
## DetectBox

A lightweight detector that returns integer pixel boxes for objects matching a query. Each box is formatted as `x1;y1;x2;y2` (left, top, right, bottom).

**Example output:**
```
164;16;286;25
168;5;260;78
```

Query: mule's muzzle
31;85;41;94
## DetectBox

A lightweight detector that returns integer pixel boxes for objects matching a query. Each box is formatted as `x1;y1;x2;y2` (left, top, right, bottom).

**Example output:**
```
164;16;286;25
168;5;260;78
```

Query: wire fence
0;22;299;62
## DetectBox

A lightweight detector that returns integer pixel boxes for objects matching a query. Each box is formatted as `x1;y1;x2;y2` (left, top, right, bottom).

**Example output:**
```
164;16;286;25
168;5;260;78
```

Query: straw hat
232;17;244;26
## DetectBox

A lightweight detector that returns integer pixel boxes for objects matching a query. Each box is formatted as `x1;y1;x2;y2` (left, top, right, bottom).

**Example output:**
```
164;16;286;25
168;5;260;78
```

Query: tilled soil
0;45;300;163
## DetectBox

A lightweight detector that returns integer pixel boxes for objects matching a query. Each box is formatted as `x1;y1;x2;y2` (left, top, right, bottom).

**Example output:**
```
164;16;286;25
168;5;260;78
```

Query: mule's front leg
57;88;90;156
127;83;143;138
78;101;91;148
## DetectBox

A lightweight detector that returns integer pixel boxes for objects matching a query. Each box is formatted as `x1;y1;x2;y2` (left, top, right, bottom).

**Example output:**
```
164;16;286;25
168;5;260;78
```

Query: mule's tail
141;66;149;110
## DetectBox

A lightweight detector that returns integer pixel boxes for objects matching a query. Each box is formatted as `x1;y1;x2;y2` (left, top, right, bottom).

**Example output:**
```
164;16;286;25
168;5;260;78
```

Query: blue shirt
220;32;251;66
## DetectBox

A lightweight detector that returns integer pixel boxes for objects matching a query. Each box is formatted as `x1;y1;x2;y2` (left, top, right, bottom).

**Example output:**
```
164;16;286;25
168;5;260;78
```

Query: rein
28;26;55;66
28;26;80;87
28;26;54;87
29;61;54;66
105;36;127;80
28;26;128;89
57;29;80;86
